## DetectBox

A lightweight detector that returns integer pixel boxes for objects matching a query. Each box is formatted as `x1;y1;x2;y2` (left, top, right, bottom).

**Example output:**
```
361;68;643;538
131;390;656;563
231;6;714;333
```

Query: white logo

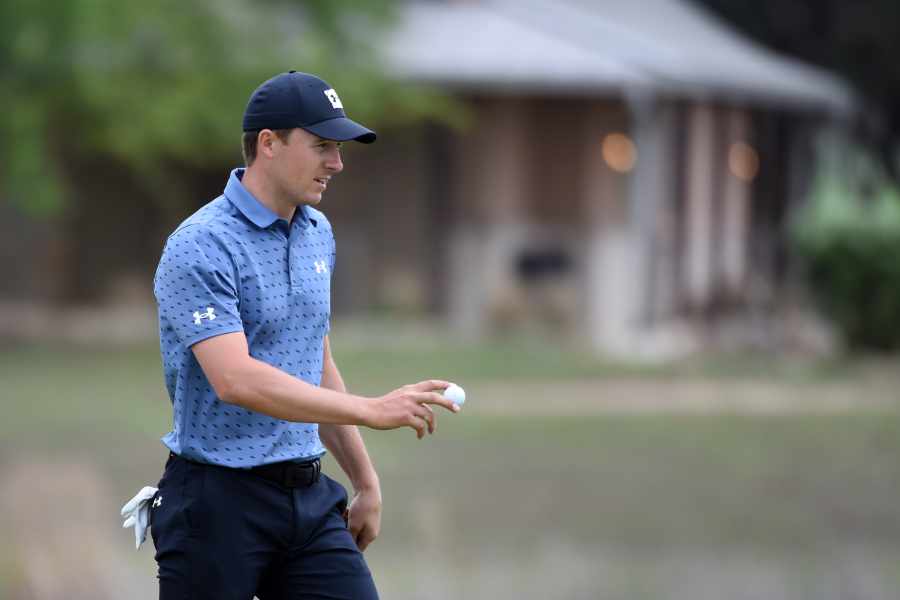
323;88;343;109
314;260;329;274
152;496;163;508
193;307;217;325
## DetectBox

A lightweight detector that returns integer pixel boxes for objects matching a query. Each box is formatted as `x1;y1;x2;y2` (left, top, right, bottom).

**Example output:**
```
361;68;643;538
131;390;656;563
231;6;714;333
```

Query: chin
295;193;323;206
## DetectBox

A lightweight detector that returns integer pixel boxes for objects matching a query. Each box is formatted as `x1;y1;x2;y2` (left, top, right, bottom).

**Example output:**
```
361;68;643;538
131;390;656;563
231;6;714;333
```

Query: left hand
343;487;382;551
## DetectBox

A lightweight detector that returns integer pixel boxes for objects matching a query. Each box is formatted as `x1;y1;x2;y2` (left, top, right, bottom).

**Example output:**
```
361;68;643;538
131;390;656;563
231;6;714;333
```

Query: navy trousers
150;453;379;600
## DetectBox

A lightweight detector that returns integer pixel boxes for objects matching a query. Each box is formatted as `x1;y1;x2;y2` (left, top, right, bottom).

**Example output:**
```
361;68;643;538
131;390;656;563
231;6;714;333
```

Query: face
265;128;344;207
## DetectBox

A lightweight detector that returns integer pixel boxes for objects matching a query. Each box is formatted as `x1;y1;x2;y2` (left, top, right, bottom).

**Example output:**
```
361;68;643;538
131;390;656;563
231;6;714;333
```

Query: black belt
170;452;321;489
249;457;321;488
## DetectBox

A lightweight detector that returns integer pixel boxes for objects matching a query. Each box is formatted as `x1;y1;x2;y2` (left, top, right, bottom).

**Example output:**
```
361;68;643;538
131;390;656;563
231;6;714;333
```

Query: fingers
357;531;376;551
374;381;459;436
356;524;377;552
421;404;436;434
412;404;435;434
408;414;426;439
412;391;460;413
408;379;451;393
407;404;437;438
349;514;362;539
344;501;380;552
408;392;454;438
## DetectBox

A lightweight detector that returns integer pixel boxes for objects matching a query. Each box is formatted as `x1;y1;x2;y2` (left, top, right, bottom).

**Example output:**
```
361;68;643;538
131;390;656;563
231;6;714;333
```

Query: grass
0;336;887;449
356;413;900;550
3;341;900;598
327;318;894;390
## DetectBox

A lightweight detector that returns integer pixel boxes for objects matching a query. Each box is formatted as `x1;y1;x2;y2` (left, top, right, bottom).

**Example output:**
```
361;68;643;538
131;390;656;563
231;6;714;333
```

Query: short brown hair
241;129;293;166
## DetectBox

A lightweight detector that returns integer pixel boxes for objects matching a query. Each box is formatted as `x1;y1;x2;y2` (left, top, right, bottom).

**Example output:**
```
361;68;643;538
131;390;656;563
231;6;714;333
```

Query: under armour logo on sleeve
193;307;217;325
314;260;329;274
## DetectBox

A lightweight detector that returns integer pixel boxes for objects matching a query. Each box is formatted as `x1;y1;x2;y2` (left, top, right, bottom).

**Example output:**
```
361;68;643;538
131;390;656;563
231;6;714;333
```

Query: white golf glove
121;486;159;550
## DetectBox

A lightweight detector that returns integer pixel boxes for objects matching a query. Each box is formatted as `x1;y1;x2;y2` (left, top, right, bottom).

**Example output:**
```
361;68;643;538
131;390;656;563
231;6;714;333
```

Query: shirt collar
292;204;316;229
224;168;317;229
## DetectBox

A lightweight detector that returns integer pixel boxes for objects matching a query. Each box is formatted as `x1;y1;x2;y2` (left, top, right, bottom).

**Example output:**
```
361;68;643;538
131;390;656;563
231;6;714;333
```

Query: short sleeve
154;226;245;348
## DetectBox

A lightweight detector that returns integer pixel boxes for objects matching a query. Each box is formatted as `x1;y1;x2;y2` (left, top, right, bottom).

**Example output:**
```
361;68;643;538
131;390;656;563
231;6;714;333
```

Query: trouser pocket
151;455;204;550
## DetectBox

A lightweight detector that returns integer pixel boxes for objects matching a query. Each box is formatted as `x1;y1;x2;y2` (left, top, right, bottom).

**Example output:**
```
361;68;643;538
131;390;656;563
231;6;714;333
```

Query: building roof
382;0;855;113
383;1;650;93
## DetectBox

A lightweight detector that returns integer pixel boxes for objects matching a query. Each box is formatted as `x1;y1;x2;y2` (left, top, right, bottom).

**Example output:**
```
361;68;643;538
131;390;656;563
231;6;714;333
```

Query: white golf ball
444;383;466;406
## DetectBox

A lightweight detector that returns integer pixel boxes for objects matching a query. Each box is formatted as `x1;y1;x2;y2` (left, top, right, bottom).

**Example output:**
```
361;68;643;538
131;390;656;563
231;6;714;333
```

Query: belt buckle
281;460;320;488
283;464;302;488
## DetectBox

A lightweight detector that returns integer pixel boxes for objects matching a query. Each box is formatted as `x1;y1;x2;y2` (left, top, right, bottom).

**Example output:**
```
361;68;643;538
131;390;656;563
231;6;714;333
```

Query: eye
316;142;342;153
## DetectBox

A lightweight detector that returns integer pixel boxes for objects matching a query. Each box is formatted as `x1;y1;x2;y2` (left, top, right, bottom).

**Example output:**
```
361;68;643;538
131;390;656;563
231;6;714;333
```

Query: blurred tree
0;0;455;217
696;0;900;180
794;138;900;350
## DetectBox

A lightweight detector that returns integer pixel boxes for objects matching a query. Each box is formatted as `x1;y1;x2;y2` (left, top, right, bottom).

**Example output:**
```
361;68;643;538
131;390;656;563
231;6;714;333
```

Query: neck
240;166;296;222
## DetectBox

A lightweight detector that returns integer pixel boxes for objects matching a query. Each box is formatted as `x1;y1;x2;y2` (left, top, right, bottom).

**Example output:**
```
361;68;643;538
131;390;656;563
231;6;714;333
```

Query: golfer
149;71;458;599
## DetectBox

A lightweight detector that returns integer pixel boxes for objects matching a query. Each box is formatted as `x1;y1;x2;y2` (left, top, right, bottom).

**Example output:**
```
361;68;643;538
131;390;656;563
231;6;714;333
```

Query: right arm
156;227;456;436
192;331;459;435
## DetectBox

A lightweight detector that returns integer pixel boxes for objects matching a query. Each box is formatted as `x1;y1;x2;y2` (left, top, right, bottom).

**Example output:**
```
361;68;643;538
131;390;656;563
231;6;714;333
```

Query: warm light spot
602;133;637;173
729;141;759;182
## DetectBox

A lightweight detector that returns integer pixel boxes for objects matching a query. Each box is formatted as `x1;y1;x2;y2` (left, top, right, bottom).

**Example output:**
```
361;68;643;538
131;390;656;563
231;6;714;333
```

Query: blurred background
2;0;900;598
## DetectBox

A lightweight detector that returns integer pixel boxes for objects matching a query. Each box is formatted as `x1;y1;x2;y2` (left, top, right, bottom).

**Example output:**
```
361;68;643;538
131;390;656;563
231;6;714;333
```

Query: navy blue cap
242;71;376;143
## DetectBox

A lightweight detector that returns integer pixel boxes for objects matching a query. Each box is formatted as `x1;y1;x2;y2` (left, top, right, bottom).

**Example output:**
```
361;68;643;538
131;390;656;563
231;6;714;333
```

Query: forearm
193;331;454;440
319;339;380;492
221;355;373;426
320;424;380;491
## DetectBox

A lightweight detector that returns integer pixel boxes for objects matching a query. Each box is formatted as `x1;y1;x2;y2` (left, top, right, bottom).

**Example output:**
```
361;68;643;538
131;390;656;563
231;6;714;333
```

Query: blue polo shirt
153;168;334;467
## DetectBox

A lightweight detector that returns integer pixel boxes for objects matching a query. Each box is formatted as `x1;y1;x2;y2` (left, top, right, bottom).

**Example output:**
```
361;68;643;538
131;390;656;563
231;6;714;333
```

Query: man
148;71;459;600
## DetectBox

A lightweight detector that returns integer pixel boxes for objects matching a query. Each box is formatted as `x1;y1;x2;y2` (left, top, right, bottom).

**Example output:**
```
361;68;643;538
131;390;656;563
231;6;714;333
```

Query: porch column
447;99;529;336
627;92;679;325
683;103;717;309
581;92;677;356
720;108;753;296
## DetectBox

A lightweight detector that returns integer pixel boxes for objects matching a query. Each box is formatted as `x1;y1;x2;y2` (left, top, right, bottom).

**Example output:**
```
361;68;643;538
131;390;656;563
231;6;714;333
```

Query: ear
256;129;279;159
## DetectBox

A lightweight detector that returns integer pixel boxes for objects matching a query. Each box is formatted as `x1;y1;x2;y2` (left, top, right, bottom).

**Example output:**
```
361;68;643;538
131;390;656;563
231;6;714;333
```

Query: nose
325;147;343;173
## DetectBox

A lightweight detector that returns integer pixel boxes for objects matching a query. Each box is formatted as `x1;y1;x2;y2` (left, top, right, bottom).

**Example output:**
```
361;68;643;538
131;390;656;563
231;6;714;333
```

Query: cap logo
323;88;343;109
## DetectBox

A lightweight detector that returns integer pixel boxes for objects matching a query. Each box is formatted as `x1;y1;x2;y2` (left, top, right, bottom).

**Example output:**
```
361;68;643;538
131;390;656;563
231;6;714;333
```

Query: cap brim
303;117;376;144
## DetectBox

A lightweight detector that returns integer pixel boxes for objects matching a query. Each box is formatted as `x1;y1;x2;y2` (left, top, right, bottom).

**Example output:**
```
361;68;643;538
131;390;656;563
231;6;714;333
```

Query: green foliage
0;0;457;216
794;139;900;350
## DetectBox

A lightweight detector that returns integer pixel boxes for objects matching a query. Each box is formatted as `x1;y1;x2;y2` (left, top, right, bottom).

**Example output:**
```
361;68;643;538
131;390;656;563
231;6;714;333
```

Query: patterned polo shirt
153;168;334;467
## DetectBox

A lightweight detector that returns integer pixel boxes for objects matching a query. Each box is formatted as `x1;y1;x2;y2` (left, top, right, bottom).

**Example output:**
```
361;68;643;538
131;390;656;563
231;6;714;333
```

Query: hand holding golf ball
443;383;466;406
369;380;463;438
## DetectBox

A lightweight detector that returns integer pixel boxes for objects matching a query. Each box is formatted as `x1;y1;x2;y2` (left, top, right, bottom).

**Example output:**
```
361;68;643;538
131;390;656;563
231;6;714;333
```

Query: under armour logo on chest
152;496;163;508
193;307;217;325
314;260;329;274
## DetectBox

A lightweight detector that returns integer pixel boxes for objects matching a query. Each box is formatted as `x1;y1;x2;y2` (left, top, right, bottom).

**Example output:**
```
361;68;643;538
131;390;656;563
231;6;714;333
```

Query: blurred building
325;0;854;357
0;0;856;356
